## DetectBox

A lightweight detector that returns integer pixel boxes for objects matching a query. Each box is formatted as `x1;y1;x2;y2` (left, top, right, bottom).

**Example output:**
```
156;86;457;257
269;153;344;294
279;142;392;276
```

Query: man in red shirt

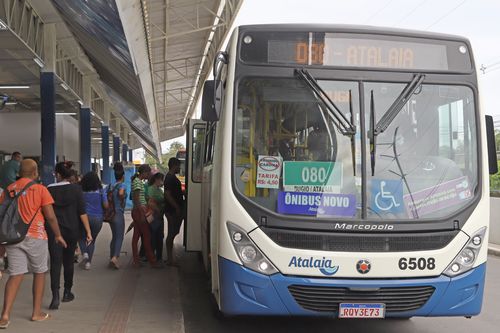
0;159;67;329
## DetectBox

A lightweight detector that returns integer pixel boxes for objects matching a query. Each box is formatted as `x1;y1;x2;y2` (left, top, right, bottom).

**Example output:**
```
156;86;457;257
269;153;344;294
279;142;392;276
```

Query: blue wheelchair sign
370;179;404;214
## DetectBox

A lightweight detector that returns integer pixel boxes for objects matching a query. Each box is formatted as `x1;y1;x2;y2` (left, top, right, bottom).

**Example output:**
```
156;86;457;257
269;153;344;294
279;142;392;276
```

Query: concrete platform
488;243;500;257
0;213;184;333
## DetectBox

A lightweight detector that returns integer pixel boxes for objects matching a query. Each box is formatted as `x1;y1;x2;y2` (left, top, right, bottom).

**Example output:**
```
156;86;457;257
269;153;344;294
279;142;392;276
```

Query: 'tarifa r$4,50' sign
256;155;282;189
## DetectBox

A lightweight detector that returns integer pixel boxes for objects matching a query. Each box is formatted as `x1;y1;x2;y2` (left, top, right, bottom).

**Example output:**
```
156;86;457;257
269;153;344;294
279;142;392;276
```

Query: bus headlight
444;227;487;277
227;222;278;275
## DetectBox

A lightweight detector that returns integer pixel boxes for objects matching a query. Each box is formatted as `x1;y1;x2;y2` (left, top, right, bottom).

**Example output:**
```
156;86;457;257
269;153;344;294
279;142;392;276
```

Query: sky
154;0;500;158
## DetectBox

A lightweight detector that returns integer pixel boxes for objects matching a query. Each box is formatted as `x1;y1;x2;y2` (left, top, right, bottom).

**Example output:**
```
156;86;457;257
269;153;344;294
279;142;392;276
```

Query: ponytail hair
55;161;74;180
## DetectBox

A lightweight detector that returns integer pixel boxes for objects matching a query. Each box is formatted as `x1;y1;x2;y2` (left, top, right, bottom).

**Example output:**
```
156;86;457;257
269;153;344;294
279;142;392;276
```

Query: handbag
103;184;120;223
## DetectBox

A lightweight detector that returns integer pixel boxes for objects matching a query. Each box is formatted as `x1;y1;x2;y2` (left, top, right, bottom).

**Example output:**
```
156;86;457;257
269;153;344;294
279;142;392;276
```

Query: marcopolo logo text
288;256;339;276
333;223;394;231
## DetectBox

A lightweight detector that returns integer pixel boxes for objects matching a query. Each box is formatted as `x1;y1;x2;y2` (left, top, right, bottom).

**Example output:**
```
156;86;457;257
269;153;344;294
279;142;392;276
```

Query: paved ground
0;214;499;332
0;213;184;333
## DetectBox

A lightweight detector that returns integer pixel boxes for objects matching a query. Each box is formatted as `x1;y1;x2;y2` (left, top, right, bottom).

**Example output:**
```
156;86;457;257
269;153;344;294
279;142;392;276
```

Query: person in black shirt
47;162;92;310
164;158;185;266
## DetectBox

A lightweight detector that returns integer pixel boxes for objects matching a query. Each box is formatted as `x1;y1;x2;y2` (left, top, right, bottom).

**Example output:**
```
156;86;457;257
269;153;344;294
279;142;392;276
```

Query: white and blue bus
184;24;498;319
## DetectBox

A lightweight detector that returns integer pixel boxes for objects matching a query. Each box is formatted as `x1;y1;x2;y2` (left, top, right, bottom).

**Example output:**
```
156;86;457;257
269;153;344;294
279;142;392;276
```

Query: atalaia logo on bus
288;256;339;276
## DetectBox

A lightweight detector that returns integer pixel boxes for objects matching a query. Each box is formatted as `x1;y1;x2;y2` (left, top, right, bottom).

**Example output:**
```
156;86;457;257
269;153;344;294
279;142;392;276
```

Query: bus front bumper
218;256;485;317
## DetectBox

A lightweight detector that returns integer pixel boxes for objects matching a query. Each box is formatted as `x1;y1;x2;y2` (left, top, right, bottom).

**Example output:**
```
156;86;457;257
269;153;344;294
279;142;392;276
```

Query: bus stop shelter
0;0;241;183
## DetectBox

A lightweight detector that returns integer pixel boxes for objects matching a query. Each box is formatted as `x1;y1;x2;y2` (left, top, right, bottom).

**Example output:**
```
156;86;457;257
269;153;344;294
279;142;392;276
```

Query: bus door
184;119;206;251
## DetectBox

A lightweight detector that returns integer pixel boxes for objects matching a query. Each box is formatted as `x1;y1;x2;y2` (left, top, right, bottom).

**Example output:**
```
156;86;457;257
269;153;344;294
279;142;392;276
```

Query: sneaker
79;253;89;269
109;257;120;269
84;262;91;270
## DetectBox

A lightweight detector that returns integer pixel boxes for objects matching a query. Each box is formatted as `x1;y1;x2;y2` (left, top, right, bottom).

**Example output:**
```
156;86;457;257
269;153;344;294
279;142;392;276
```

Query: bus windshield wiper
369;73;425;176
295;68;356;136
373;74;425;136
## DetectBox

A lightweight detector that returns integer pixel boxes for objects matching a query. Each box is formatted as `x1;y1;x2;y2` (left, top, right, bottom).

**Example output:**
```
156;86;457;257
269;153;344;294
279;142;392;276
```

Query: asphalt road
178;253;500;333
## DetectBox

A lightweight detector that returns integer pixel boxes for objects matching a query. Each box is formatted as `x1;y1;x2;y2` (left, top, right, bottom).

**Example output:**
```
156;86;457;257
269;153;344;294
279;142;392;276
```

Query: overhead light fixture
56;112;77;116
33;57;44;68
77;100;84;106
0;20;7;30
0;85;30;89
5;102;18;106
60;83;69;91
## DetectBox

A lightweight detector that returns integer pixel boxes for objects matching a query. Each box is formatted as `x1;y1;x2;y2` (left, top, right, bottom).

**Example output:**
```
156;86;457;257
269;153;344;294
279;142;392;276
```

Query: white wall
0;112;79;163
0;113;41;156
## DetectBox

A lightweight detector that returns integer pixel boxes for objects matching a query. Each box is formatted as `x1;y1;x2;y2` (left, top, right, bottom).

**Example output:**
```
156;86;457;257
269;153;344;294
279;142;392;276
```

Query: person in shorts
163;158;185;266
0;159;67;329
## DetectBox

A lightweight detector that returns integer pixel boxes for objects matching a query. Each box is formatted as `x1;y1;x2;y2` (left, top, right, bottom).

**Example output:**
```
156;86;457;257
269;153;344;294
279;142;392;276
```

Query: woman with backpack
47;162;92;309
131;164;161;268
79;172;108;270
107;164;127;269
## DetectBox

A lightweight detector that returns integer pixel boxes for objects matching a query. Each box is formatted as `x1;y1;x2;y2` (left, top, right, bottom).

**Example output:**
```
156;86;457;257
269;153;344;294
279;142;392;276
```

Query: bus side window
204;122;217;166
192;124;206;182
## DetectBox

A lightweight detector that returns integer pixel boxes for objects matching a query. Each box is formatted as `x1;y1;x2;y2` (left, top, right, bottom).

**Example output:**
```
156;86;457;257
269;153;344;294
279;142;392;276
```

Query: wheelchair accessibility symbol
371;180;404;214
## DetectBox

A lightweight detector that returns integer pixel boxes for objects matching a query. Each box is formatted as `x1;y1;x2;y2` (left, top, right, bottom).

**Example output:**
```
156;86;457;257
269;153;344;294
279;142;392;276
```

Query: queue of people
0;153;185;329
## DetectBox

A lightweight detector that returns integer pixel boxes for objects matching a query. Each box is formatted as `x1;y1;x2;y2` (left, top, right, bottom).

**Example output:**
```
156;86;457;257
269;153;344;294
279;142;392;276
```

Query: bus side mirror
201;51;228;122
202;80;218;121
485;115;498;175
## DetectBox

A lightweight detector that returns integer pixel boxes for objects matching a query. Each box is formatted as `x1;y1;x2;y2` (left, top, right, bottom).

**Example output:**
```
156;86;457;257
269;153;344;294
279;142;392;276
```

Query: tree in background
490;131;500;195
145;141;185;171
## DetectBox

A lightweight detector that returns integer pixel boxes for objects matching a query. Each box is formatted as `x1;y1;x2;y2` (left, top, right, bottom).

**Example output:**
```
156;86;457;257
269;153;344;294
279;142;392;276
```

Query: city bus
184;24;498;318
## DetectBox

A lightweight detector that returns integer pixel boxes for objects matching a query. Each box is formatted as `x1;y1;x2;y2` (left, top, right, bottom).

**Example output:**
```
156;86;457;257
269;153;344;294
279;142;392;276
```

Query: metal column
113;136;121;162
79;107;91;175
40;72;56;185
122;144;129;162
102;125;110;184
128;149;133;163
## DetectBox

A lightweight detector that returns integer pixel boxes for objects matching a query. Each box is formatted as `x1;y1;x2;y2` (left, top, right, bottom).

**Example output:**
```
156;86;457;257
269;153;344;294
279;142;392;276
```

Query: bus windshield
233;77;478;221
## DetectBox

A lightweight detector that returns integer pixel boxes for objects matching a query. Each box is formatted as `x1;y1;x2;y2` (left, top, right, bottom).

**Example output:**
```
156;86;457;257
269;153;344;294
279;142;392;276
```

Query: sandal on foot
31;313;50;322
0;319;10;329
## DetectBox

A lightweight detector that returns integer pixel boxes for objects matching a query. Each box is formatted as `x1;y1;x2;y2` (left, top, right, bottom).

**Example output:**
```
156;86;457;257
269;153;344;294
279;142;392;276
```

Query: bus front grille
288;285;435;313
263;228;458;252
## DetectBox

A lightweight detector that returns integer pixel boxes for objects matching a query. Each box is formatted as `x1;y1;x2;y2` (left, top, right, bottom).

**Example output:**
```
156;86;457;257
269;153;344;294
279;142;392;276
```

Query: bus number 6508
398;257;436;270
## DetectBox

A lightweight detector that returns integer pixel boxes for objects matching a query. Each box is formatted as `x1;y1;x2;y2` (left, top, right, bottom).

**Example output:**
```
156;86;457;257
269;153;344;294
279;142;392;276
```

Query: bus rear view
188;24;497;319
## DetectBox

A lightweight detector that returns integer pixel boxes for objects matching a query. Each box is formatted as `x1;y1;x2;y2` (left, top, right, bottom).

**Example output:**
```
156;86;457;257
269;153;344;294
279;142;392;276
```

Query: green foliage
490;160;500;196
144;141;185;172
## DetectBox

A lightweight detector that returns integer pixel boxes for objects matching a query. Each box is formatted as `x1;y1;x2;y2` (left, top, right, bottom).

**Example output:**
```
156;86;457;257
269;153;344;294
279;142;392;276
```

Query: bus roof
237;24;471;44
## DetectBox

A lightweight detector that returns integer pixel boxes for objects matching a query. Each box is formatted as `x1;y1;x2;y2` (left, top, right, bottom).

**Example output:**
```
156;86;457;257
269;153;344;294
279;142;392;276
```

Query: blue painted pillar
113;136;121;162
102;125;110;184
79;107;91;175
128;149;133;163
41;72;56;185
122;144;129;162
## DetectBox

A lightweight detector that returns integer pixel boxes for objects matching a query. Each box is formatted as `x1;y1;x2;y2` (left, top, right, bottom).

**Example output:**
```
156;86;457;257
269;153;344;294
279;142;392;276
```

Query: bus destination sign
267;36;450;70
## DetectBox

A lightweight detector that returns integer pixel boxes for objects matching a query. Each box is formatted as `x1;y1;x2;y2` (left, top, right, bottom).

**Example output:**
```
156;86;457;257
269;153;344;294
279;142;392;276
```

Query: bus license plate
338;303;385;319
